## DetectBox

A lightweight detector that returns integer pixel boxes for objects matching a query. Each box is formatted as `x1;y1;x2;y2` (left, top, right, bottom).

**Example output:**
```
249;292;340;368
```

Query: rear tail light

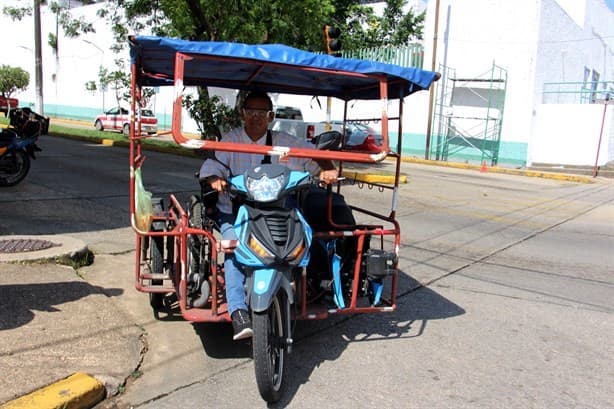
307;125;314;142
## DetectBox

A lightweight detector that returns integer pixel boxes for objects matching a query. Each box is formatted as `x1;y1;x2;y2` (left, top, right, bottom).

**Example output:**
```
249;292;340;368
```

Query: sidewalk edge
1;372;105;409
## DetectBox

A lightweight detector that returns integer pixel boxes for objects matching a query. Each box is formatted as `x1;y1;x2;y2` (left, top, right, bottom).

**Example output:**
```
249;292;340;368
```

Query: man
200;91;338;340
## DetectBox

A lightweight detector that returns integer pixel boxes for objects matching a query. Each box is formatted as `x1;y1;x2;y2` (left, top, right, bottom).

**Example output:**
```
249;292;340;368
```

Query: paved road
1;135;613;408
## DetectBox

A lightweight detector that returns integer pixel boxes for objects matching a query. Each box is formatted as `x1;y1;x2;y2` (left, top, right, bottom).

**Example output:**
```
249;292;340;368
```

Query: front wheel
123;123;130;135
0;150;31;187
253;293;287;403
94;120;103;131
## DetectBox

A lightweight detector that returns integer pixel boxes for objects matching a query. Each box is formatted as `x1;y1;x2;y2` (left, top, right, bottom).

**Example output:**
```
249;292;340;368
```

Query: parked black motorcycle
0;108;49;187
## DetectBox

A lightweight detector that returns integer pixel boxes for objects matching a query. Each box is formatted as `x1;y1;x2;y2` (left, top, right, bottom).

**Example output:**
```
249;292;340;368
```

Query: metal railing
542;81;614;104
341;43;424;68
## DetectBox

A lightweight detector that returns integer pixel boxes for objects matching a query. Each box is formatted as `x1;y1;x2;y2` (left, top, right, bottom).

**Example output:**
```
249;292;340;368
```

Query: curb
0;235;90;264
1;372;105;409
43;126;598;184
343;170;407;184
400;157;595;183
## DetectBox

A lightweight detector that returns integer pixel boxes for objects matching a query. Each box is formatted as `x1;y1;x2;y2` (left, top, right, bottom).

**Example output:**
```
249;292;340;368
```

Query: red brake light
307;124;314;142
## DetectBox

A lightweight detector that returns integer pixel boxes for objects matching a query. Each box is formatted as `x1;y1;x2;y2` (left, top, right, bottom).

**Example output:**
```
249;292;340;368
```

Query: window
591;70;600;103
583;67;590;84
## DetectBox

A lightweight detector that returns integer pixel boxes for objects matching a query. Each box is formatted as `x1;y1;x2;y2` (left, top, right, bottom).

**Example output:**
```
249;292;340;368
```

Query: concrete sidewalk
0;235;143;409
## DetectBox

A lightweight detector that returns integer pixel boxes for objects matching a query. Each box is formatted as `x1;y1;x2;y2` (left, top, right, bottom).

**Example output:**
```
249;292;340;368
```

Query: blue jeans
215;211;247;316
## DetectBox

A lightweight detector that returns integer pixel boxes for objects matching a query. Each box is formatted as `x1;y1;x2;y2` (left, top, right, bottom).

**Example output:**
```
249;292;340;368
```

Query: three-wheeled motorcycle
127;35;439;403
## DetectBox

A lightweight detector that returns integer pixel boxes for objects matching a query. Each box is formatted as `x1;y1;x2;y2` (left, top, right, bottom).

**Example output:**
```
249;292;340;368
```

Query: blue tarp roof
129;36;439;100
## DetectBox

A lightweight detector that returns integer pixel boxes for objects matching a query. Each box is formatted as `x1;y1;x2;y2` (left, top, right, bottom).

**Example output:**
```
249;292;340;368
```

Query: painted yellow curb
1;372;105;409
400;157;594;183
101;139;115;146
345;171;407;184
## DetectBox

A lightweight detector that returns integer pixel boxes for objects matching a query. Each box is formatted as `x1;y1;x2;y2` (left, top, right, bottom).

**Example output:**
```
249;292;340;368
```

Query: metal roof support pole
379;77;390;151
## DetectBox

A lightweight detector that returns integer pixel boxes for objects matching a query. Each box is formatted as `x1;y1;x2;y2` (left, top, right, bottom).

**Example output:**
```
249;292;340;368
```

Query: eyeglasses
243;108;273;119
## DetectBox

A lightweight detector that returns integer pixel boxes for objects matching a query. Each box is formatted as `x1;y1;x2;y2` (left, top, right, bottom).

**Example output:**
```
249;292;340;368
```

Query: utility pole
34;0;44;115
424;0;440;160
323;25;342;131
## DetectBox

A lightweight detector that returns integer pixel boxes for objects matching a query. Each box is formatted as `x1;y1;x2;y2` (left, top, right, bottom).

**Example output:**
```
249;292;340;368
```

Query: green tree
183;94;241;139
97;0;424;138
99;0;336;139
3;1;95;53
0;65;29;116
0;65;30;98
100;0;334;49
331;0;424;50
48;1;95;55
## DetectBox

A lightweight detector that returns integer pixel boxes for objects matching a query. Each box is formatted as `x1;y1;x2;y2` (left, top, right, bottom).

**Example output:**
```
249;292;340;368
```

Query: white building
1;0;612;166
421;0;614;166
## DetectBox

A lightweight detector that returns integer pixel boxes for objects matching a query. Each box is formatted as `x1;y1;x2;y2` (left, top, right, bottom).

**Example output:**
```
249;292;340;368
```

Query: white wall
0;2;122;110
423;0;540;144
531;103;612;165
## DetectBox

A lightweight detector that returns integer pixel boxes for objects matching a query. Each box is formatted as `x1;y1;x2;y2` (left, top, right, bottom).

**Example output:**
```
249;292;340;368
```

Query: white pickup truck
270;106;316;141
270;106;383;152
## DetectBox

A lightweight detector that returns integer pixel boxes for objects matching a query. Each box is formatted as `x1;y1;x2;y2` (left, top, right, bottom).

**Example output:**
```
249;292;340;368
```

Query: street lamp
82;39;106;111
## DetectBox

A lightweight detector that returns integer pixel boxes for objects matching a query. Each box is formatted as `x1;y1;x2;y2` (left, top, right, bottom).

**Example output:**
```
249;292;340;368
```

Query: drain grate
0;239;61;254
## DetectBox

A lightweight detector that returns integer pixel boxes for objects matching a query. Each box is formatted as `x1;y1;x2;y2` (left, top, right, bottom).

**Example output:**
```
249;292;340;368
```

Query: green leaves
183;90;241;140
0;65;30;98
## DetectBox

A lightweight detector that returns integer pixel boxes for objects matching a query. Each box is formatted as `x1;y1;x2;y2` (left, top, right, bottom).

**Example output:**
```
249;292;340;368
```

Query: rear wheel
0;150;30;187
253;293;287;403
149;236;165;310
94;120;103;131
123;123;130;135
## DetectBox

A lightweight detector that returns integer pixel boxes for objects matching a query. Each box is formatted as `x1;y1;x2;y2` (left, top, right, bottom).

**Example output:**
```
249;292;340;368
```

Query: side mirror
314;130;342;150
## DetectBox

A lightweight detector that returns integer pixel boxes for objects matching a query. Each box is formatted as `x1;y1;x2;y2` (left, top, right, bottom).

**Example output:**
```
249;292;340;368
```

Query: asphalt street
1;135;613;408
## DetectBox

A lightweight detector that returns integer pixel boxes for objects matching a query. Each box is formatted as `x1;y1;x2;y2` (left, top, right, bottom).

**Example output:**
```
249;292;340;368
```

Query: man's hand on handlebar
206;176;227;192
318;169;339;185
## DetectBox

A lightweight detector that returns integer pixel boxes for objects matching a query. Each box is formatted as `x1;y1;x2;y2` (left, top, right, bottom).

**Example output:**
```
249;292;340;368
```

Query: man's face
242;97;273;139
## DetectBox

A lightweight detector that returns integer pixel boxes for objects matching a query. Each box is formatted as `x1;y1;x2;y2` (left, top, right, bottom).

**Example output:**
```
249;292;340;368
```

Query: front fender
249;268;294;313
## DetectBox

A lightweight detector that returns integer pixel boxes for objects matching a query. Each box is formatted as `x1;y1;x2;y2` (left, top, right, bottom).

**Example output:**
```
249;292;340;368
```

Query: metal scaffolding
431;62;507;165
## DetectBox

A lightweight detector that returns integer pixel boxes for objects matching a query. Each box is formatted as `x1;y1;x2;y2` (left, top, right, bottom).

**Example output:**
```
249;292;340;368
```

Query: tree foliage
183;93;241;139
3;0;95;54
0;65;30;98
100;0;335;50
333;0;424;50
97;0;424;137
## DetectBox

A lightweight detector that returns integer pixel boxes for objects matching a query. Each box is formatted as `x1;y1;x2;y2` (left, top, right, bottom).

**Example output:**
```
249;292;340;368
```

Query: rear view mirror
314;131;342;150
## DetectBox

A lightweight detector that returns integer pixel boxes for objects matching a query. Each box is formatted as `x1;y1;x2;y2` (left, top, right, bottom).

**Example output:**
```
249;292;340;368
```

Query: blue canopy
129;36;439;100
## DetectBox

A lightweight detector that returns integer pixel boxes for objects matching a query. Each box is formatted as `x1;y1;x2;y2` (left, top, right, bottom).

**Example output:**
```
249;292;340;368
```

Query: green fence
342;43;424;68
542;81;614;104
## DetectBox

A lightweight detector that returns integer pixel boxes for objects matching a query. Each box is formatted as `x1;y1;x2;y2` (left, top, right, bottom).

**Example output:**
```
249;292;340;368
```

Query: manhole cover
0;239;61;254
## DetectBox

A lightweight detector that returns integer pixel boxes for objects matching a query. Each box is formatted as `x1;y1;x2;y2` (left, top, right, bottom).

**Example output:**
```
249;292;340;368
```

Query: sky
606;0;614;11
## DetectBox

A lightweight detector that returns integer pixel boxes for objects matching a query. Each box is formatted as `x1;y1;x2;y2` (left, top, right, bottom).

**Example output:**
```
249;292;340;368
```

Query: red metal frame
129;49;405;323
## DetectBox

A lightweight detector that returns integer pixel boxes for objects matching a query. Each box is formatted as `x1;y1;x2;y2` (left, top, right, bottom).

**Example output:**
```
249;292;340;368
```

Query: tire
149;236;165;310
187;196;203;276
94;120;103;131
123;123;130;135
0;150;31;187
253;293;287;403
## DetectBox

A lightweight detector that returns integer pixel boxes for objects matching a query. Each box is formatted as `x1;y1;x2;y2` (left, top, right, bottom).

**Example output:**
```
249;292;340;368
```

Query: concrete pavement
0;127;601;408
0;234;144;408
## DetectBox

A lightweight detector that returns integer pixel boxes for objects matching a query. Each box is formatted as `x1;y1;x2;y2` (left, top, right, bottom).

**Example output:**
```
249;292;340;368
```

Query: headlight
246;174;286;202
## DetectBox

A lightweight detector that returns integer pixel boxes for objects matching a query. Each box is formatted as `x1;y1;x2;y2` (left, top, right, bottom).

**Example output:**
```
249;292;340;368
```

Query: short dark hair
243;91;273;111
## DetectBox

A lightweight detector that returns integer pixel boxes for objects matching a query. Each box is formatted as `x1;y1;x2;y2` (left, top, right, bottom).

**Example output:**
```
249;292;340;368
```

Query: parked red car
0;96;19;116
94;107;158;135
